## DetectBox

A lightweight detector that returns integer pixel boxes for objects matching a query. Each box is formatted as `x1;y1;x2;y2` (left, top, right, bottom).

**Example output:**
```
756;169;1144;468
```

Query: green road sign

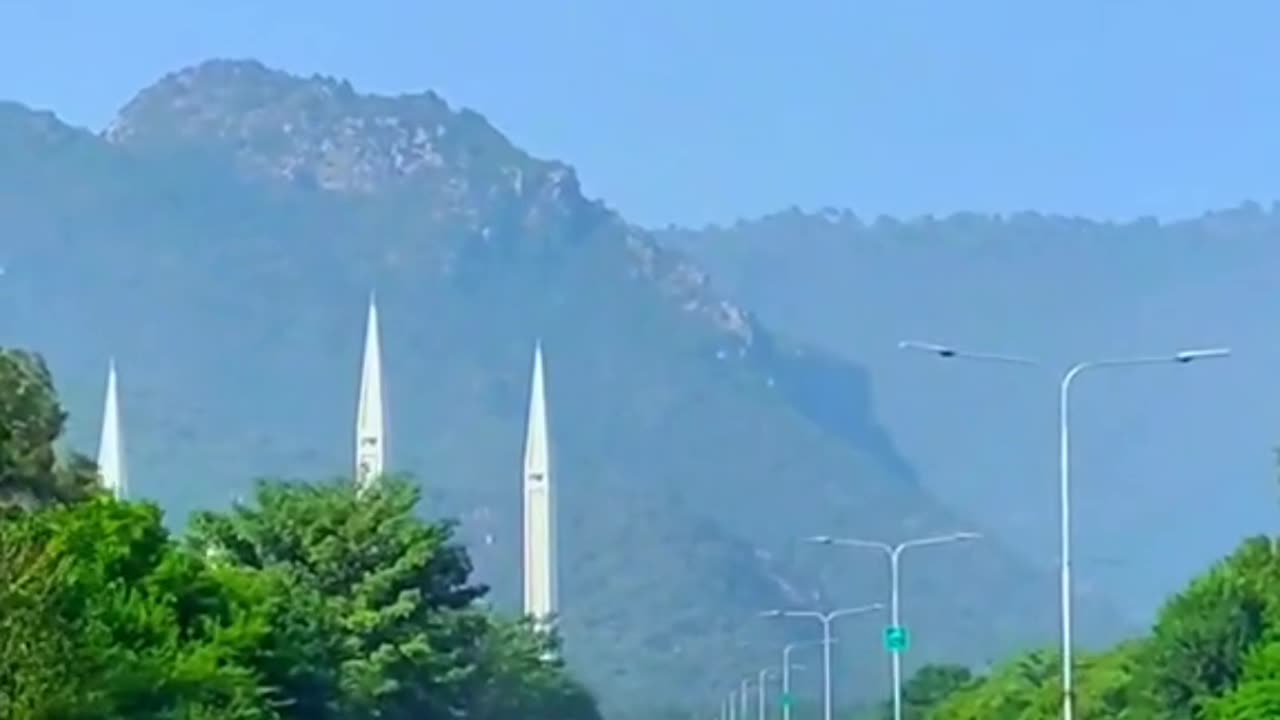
884;625;910;652
779;692;793;709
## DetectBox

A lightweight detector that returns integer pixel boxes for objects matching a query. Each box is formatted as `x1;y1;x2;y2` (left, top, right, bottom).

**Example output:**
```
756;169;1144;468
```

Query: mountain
0;61;1125;715
658;208;1275;622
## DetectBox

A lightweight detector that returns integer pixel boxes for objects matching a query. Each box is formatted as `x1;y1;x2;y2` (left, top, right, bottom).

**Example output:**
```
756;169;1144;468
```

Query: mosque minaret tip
97;358;128;500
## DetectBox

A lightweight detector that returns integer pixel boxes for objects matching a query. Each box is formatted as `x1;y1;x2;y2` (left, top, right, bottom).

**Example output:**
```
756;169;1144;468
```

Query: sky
1;1;1278;228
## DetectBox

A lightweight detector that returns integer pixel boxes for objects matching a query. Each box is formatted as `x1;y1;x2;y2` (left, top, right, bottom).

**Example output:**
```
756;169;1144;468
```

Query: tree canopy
0;497;276;719
0;476;604;720
0;348;98;507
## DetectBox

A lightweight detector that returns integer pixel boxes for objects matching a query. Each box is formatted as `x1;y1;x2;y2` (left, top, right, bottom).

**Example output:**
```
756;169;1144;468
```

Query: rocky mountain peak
101;59;757;349
104;59;578;203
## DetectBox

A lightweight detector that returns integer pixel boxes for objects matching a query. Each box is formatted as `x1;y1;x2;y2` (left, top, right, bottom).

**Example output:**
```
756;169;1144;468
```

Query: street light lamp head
759;610;783;618
898;340;956;357
899;340;1040;365
806;535;834;545
1174;347;1231;363
953;531;982;541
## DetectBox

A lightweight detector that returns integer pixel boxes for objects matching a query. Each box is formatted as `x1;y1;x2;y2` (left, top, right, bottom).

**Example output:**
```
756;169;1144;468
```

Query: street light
757;667;773;720
741;677;752;720
808;533;980;720
781;640;829;720
728;690;738;720
900;339;1230;720
756;665;807;720
760;604;884;720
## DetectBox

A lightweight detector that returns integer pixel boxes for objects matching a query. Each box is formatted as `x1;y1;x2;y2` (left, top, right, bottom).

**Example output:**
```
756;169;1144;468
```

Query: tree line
0;348;601;720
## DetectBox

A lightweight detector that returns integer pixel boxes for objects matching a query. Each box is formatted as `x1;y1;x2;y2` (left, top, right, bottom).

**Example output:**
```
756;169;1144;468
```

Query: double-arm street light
899;339;1230;720
760;604;884;720
808;533;981;720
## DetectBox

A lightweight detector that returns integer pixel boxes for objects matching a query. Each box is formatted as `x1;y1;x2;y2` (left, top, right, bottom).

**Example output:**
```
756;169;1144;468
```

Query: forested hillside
661;208;1265;620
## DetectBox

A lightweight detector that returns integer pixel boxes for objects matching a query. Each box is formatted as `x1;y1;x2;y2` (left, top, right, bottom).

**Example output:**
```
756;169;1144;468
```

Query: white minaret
354;293;386;491
522;342;557;628
96;358;127;500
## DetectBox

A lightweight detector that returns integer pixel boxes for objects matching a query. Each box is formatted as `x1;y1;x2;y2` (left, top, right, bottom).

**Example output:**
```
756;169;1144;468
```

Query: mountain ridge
671;200;1280;235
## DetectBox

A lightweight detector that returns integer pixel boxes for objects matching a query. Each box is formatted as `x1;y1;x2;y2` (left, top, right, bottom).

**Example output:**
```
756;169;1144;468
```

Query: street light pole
741;678;751;720
757;668;771;720
822;622;831;720
899;339;1229;720
761;604;884;720
808;533;981;720
782;640;830;720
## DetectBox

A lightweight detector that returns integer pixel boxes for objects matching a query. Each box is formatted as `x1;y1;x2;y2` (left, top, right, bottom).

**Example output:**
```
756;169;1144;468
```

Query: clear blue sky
2;1;1277;227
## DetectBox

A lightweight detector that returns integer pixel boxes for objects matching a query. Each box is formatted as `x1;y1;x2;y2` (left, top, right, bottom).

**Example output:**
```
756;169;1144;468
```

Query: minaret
522;342;558;628
354;293;386;491
96;358;127;500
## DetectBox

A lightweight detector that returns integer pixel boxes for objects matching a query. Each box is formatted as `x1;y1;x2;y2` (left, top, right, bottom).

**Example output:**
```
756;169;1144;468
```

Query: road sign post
884;625;909;653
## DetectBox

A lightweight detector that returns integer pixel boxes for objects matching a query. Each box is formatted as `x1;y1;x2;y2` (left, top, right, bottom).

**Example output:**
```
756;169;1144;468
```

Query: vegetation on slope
0;349;98;506
659;208;1268;620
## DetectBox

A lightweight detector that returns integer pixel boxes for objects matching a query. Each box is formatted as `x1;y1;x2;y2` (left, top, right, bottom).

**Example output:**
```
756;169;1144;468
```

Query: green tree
928;647;1142;720
186;475;492;720
468;617;602;720
878;663;976;720
931;650;1058;720
0;521;76;718
1204;641;1280;719
1130;536;1280;719
0;348;99;507
0;497;276;719
1076;641;1144;718
1;476;604;720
